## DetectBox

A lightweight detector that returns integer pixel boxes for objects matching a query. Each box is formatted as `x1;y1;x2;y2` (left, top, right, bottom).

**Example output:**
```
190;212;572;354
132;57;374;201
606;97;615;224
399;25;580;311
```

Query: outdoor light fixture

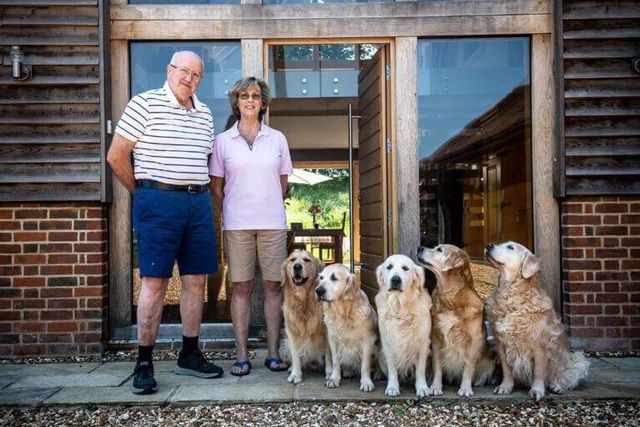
10;46;32;81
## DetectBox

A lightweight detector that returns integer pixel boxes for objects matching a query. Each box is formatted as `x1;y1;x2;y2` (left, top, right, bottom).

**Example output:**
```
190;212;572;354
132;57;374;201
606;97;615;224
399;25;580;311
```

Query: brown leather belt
136;179;208;194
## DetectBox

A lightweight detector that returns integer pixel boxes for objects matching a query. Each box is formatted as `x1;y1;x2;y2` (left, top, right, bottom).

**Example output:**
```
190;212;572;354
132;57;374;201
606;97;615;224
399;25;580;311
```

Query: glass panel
264;0;391;4
268;44;379;98
130;0;239;4
417;37;532;299
130;41;241;323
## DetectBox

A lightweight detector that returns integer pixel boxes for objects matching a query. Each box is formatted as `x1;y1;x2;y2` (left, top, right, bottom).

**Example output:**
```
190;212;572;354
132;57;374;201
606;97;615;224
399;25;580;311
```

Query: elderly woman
209;77;293;376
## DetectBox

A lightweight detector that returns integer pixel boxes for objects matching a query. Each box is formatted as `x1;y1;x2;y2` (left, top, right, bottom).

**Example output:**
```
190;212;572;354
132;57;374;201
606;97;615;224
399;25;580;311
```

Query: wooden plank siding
0;0;105;202
560;0;640;195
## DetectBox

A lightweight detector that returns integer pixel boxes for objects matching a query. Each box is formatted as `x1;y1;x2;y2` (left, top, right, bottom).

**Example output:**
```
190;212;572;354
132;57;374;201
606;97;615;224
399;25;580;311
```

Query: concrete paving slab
0;363;100;377
170;381;294;403
0;376;19;389
44;386;177;405
8;373;129;389
586;357;618;369
601;358;640;370
565;382;640;400
586;369;640;384
120;371;239;389
0;387;60;406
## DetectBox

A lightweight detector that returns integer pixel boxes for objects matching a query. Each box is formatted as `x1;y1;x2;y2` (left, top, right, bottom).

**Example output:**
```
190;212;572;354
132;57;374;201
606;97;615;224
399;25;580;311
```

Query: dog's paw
287;372;302;385
416;385;431;398
325;378;340;388
325;370;333;380
529;386;545;402
360;378;375;392
385;385;400;397
493;382;513;395
429;384;443;396
457;386;474;397
550;383;564;394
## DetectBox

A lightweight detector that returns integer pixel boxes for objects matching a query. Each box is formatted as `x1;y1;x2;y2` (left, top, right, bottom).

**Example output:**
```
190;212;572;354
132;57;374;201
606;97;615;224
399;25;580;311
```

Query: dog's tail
550;351;590;392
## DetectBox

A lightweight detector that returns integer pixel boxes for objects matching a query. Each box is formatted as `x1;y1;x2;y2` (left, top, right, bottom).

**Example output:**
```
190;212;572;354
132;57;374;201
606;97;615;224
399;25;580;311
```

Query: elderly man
107;51;222;394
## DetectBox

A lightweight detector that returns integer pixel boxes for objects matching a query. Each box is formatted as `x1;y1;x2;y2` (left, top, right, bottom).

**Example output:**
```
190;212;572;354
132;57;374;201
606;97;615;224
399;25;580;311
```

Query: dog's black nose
293;263;302;273
486;243;494;251
315;287;325;297
417;246;424;256
390;275;402;290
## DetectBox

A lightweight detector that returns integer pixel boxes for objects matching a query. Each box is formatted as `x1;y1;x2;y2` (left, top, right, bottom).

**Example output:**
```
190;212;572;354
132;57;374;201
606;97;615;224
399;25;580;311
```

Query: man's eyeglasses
239;93;262;101
169;64;202;81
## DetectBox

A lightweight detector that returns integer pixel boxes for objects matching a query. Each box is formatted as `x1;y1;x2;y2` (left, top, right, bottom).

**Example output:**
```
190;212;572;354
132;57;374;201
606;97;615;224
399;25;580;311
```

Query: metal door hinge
387;211;393;226
386;137;392;153
385;64;391;80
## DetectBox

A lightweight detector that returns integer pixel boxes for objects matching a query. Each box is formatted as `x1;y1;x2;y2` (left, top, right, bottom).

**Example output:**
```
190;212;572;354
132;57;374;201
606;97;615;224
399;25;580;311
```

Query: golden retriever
417;244;496;397
315;264;378;392
485;241;589;401
280;249;331;384
375;254;432;397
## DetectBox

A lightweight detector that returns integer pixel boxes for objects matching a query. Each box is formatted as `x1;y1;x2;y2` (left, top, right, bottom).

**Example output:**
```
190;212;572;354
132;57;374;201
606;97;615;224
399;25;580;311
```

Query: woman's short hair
228;77;271;121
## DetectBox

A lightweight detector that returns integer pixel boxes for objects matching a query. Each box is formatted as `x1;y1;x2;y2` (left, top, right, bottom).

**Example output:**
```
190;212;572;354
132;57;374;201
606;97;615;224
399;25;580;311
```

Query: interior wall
270;116;359;150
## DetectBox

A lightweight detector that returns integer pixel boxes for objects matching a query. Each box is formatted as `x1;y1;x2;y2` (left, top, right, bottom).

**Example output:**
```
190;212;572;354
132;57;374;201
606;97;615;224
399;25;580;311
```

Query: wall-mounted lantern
10;46;32;81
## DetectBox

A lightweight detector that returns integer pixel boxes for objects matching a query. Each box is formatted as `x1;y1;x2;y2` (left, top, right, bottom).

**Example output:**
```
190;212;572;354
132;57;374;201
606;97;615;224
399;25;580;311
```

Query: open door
357;47;391;298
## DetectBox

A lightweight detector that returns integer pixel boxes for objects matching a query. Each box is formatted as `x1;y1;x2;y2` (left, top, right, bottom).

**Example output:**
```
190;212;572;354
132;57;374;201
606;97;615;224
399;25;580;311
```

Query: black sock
182;335;199;355
138;345;153;363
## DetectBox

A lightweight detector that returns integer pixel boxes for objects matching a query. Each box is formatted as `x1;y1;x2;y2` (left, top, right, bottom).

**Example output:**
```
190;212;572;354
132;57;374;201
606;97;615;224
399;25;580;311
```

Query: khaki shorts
224;229;287;283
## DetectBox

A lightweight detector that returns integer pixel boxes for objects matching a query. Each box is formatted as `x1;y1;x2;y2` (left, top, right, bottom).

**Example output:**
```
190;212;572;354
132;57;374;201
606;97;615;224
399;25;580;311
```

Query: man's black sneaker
132;360;157;394
175;350;224;378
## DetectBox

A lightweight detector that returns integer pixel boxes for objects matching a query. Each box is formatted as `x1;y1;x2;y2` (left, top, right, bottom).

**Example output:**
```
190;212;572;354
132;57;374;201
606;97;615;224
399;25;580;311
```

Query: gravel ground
1;401;638;427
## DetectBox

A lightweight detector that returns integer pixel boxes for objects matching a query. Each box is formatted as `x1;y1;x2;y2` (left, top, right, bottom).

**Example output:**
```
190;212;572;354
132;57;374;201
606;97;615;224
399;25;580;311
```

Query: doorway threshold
110;323;264;344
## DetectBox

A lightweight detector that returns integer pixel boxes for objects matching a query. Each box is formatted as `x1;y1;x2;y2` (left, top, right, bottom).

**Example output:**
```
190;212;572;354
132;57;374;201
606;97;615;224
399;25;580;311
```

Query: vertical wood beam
394;37;419;260
241;38;267;326
109;39;132;331
532;33;561;312
242;39;264;79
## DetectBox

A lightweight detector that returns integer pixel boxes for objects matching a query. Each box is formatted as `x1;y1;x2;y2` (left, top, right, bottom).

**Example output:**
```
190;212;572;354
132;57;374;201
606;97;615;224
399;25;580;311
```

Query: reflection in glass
131;41;241;132
417;37;532;262
263;0;391;4
130;41;241;323
130;0;238;4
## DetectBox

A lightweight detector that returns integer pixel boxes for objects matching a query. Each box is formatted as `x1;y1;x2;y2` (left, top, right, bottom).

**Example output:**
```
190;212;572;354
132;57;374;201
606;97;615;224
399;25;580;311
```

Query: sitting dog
417;244;496;397
485;241;589;401
375;254;432;397
315;264;378;392
280;250;331;384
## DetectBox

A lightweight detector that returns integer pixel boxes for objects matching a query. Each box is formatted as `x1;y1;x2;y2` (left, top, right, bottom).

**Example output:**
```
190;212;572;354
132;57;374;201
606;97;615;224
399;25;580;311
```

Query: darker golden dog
280;249;330;384
417;244;496;397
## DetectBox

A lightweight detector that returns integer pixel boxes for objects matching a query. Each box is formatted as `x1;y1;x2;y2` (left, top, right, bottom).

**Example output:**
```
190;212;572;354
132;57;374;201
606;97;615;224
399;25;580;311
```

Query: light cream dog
375;254;432;397
485;241;589;401
315;264;378;392
417;244;496;397
280;249;331;384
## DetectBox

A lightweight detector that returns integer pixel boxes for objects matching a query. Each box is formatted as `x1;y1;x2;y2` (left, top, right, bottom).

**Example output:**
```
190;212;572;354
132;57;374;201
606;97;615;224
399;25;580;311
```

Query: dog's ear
375;263;385;289
521;252;540;279
413;262;425;291
442;252;465;272
346;270;361;293
280;257;290;287
314;257;325;278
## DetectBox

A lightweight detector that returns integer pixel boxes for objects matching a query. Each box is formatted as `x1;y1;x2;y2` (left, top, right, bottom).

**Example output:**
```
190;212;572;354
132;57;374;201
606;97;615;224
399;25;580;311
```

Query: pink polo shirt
209;122;293;230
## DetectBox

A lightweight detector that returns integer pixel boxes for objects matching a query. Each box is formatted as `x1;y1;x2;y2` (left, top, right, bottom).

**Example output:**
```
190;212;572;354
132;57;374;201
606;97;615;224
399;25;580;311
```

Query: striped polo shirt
115;82;214;185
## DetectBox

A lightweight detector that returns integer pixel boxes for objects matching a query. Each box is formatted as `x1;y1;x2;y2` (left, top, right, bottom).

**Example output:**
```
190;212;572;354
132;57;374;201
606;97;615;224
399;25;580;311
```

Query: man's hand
107;134;136;193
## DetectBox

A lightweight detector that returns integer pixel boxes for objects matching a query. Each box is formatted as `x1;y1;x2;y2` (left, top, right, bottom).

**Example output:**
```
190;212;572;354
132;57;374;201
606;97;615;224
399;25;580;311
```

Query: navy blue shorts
132;187;218;278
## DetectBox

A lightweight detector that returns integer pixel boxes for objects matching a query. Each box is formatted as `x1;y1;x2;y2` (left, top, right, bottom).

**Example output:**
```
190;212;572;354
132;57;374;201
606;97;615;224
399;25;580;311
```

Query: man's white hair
170;51;205;72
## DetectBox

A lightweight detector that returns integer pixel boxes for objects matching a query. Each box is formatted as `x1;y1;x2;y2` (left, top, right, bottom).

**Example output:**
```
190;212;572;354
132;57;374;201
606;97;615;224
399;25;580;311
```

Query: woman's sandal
230;360;252;377
264;357;288;372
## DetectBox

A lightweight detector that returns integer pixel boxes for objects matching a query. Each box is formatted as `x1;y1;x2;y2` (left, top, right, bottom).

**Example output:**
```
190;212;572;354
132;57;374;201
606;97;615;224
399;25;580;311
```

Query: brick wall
0;203;108;357
562;196;640;351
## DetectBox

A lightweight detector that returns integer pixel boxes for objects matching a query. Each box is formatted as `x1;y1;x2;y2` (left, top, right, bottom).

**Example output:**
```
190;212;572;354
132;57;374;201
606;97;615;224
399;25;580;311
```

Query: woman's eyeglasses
239;93;262;101
169;64;202;81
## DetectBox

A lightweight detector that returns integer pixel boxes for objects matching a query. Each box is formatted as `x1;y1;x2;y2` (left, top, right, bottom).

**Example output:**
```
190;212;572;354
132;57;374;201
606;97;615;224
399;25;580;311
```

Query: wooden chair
319;212;346;264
